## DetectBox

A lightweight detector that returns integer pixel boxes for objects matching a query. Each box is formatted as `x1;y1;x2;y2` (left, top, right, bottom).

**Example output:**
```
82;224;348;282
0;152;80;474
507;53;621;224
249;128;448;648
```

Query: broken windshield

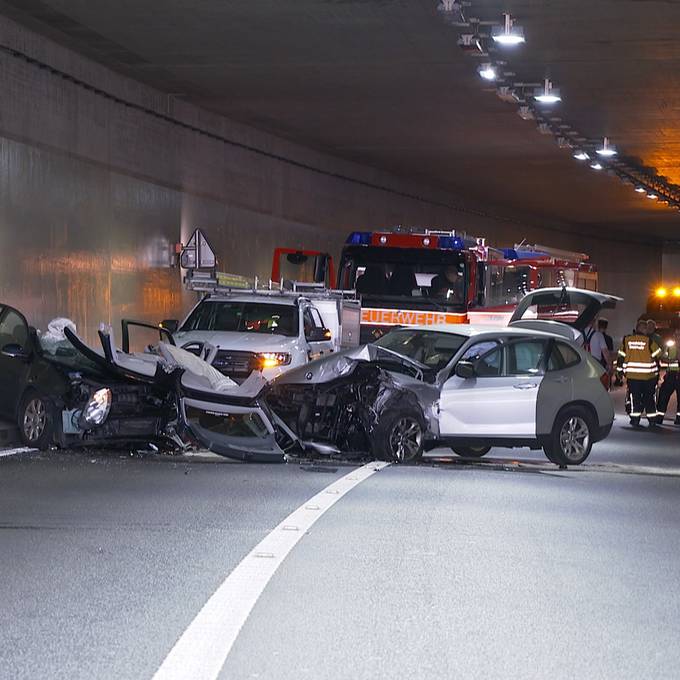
39;331;108;375
375;328;467;371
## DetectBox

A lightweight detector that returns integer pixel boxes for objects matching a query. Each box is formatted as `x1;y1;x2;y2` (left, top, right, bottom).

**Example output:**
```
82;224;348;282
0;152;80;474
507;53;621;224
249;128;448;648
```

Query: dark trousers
628;379;658;423
657;373;680;417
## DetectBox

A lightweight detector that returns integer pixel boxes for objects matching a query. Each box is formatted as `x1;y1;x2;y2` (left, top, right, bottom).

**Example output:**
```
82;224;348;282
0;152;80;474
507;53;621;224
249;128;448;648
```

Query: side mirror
160;319;179;333
307;327;332;342
1;343;30;361
454;361;476;379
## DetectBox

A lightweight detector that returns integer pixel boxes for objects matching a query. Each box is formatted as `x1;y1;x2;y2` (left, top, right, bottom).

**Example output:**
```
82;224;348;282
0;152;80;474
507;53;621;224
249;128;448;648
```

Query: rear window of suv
181;301;299;337
547;341;581;371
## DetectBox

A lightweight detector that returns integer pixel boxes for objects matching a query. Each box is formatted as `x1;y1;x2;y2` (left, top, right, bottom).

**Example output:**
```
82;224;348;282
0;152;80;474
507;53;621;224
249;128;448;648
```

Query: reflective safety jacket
661;340;679;372
617;333;661;380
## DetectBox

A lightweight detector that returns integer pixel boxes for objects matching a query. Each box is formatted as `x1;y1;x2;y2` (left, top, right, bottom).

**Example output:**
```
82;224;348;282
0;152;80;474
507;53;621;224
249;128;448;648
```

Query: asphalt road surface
1;389;679;680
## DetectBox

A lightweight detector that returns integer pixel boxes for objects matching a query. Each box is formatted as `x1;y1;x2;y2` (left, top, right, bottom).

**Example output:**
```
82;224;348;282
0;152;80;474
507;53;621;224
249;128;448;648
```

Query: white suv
165;294;335;382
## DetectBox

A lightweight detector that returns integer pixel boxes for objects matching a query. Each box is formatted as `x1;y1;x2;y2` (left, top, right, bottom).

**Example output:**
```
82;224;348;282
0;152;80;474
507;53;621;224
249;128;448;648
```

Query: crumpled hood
271;344;384;385
174;330;297;352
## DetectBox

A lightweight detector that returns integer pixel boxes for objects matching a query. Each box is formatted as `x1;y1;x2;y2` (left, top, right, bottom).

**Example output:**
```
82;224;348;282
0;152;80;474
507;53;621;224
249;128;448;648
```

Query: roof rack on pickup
184;269;356;300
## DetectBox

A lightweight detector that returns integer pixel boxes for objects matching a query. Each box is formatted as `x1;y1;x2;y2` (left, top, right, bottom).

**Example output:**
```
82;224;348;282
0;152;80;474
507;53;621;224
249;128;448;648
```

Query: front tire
373;409;424;463
543;406;594;466
18;391;55;450
452;445;491;458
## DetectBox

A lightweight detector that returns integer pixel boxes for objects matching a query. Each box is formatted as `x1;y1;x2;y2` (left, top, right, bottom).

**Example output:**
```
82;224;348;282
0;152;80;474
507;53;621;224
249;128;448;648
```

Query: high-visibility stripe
652;348;662;358
630;411;642;417
618;350;626;357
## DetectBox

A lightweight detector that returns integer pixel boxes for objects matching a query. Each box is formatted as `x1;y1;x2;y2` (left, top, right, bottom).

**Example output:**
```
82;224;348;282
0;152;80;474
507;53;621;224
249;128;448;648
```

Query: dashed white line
152;460;390;680
0;447;37;458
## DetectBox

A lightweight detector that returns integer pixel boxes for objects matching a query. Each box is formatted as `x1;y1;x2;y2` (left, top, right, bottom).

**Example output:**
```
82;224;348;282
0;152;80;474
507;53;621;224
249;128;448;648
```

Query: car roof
399;324;565;340
201;294;301;306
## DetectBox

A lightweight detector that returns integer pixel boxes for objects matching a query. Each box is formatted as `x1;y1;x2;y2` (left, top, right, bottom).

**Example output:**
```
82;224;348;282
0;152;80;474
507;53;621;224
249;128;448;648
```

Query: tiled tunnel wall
0;15;661;343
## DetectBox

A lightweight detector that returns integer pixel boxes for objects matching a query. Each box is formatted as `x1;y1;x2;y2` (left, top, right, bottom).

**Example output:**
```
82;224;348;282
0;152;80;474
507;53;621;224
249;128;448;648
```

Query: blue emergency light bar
346;231;467;250
438;235;466;250
502;248;551;260
346;231;371;245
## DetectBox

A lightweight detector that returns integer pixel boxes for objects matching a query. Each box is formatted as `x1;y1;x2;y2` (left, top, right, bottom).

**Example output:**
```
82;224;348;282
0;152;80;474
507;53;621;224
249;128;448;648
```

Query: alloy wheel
559;415;590;462
23;398;46;442
388;417;423;463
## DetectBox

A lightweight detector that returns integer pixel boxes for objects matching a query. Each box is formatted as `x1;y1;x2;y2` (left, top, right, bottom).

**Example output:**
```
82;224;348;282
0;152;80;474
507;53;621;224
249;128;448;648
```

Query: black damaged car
0;303;286;460
0;304;181;449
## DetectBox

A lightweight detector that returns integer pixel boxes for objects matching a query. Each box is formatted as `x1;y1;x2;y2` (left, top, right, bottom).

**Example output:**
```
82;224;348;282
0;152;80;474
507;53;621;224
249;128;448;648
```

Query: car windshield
38;332;107;374
181;301;298;337
375;329;467;371
339;246;468;310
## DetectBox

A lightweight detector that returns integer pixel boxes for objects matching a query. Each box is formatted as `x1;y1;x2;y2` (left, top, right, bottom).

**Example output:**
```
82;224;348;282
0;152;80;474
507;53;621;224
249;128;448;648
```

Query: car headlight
258;352;292;369
82;388;112;427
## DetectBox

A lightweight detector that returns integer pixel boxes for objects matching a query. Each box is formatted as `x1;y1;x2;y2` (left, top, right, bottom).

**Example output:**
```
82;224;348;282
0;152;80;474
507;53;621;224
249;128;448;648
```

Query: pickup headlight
258;352;292;369
82;388;112;427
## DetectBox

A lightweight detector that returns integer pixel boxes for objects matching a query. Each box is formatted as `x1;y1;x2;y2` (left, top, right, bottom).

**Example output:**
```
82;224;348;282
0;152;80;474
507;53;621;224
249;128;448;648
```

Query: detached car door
439;338;550;438
0;305;32;418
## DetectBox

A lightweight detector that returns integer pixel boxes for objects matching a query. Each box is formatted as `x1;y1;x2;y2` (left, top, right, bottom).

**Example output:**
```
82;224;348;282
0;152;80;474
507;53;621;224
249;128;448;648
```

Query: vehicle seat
388;266;417;297
356;266;388;295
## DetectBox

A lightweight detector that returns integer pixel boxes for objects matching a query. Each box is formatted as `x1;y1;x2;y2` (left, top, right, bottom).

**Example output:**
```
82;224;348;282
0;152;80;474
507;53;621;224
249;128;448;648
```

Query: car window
475;345;503;377
460;340;499;363
0;308;29;348
310;308;324;329
548;341;581;371
375;329;467;371
181;301;298;337
506;339;548;376
303;309;316;336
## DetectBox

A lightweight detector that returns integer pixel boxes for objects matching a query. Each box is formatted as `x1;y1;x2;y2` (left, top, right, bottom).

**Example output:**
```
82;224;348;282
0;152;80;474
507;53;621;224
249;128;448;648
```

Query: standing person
582;322;596;353
590;318;614;388
589;318;613;369
647;319;663;350
617;318;662;427
656;327;680;425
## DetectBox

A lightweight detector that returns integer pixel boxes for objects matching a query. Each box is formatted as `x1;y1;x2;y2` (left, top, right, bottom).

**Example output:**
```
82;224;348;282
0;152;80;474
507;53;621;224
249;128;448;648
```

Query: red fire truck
468;244;598;326
336;231;597;342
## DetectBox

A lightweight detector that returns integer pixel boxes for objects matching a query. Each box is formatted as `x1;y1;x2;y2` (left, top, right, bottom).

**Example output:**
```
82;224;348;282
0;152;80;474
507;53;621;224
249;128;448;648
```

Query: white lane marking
0;447;37;458
153;460;390;680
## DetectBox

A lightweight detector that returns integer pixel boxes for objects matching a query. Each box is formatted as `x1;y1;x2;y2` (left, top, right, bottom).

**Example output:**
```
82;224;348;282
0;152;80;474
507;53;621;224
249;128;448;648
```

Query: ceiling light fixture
573;151;590;161
437;0;469;26
647;193;658;199
534;78;562;104
596;137;617;157
478;63;497;81
634;186;646;193
517;105;535;121
590;162;603;170
492;13;526;46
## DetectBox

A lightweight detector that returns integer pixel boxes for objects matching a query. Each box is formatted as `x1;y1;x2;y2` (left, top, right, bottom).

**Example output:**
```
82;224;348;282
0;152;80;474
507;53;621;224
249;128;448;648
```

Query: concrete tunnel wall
0;14;661;344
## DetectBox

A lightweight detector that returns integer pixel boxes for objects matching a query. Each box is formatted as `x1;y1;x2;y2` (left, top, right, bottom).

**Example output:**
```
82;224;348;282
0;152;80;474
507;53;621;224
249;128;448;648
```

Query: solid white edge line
0;447;37;458
152;460;390;680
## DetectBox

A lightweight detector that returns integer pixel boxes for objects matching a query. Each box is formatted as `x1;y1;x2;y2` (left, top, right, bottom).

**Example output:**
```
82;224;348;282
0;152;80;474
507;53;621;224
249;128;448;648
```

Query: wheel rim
388;417;422;462
559;415;590;462
23;398;46;442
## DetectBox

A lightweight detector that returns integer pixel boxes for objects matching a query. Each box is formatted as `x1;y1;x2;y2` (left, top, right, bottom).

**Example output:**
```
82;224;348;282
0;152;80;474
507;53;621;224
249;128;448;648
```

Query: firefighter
617;318;662;427
656;327;680;425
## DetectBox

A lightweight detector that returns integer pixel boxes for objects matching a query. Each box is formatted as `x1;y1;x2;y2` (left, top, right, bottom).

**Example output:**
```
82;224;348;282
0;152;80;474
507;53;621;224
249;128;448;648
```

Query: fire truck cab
337;230;480;342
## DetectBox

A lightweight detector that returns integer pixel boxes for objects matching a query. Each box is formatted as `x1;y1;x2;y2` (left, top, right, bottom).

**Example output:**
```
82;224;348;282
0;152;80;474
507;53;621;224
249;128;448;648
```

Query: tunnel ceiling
3;0;680;241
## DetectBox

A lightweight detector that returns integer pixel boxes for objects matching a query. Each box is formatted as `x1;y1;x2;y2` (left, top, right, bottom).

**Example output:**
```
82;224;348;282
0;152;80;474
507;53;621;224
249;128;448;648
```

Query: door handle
552;375;569;384
513;383;538;390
